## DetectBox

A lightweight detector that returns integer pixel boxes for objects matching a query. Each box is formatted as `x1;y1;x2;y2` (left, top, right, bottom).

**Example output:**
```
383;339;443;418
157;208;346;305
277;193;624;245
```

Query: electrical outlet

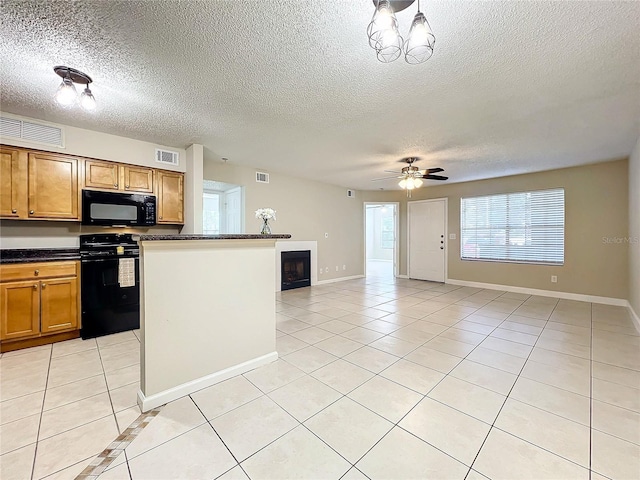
551;275;558;283
342;265;346;270
319;268;323;274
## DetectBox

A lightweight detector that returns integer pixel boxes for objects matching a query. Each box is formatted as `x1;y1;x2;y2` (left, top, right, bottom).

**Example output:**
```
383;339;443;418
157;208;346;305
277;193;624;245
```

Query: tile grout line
29;345;53;480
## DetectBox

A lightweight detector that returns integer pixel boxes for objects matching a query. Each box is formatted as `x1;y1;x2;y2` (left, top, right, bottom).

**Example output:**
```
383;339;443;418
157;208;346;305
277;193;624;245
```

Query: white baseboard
446;278;628;307
316;274;365;285
395;274;409;279
137;351;278;412
628;302;640;333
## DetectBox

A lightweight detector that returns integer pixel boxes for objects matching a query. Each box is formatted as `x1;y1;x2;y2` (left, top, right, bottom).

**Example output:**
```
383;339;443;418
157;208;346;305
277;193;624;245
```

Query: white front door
408;199;446;282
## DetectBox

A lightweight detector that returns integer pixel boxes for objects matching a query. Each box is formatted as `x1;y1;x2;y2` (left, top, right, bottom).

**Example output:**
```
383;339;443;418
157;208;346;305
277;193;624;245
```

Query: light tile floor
0;330;141;480
2;275;640;480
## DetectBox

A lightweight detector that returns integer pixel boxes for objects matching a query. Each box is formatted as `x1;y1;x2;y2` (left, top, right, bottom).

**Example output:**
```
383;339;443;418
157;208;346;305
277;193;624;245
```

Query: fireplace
281;250;311;291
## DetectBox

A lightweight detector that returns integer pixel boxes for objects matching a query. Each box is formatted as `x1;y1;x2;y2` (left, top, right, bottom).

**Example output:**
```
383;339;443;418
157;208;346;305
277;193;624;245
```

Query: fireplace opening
281;250;311;291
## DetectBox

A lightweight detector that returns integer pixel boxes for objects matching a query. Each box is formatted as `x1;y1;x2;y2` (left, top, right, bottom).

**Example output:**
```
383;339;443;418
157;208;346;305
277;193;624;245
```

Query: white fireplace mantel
275;240;317;292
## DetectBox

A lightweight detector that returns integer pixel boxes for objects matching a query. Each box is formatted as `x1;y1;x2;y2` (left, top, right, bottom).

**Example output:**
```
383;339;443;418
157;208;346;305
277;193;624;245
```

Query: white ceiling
1;1;639;190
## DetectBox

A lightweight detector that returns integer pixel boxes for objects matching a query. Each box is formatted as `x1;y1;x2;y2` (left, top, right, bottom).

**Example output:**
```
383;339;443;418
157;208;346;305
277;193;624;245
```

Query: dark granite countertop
133;234;292;241
0;248;81;264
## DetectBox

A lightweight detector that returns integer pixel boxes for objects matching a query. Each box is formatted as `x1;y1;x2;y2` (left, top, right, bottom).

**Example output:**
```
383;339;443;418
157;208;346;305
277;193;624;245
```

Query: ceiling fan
372;157;448;196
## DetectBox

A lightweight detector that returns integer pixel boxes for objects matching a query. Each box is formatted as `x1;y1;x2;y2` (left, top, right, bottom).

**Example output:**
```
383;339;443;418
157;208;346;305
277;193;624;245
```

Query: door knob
441;235;444;238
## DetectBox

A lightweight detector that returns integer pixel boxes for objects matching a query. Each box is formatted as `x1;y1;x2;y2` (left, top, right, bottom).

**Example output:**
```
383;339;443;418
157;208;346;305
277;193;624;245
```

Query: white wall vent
0;115;64;147
256;172;269;183
155;148;179;166
347;189;355;198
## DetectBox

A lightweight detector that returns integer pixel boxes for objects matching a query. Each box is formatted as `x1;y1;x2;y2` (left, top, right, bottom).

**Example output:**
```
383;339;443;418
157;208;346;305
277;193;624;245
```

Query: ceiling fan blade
383;170;402;174
425;167;444;173
423;174;448;181
371;175;402;181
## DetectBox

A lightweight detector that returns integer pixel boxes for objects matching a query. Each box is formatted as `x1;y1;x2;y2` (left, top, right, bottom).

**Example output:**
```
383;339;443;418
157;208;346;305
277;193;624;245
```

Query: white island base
135;235;288;412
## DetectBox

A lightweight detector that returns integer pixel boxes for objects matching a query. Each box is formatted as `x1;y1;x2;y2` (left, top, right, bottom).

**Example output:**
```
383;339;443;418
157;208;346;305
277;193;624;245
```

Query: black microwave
82;190;156;226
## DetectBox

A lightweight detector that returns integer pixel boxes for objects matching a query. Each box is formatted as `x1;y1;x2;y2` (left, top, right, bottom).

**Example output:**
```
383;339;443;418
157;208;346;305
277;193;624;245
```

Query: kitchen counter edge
133;234;292;241
0;248;81;264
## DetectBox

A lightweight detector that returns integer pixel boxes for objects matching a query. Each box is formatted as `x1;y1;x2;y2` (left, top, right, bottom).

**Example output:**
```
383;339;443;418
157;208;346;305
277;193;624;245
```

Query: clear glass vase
260;219;271;235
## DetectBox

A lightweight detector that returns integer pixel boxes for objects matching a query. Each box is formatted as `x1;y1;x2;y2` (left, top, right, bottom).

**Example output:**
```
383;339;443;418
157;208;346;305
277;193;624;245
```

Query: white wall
630;135;640;316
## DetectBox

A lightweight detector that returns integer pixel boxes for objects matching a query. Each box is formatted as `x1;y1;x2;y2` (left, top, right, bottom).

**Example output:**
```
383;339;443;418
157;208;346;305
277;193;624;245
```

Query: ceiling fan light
404;11;435;64
399;179;407;189
406;177;416;189
414;178;424;188
80;86;97;111
55;76;77;106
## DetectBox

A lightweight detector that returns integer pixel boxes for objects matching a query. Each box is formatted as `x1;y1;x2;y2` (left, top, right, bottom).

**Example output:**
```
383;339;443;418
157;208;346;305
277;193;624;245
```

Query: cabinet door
40;277;78;334
157;171;184;224
123;166;154;193
85;160;120;190
0;146;27;218
28;152;78;219
0;281;40;340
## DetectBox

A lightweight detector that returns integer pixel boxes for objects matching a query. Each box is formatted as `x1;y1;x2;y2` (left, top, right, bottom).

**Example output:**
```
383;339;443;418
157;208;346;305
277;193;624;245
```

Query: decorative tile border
76;407;163;479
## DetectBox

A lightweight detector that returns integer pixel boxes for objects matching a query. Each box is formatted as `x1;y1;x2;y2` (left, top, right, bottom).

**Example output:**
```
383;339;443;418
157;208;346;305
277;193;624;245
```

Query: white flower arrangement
255;208;276;221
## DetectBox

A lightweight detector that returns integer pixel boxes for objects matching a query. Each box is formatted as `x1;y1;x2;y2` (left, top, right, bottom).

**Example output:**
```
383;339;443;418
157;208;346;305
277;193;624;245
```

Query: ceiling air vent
256;172;269;183
155;148;179;166
0;115;64;147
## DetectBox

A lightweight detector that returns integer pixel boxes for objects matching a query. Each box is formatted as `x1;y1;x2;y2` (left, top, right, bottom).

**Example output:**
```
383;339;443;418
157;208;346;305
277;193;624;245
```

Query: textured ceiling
1;0;639;190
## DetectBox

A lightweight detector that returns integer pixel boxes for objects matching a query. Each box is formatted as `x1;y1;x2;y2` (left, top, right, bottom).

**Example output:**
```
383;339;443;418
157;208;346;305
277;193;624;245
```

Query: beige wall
364;160;629;300
630;136;640;315
203;155;363;281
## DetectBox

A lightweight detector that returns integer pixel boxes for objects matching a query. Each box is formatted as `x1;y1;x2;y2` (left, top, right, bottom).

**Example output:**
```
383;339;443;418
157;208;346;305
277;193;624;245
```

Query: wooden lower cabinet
0;280;40;340
0;261;80;347
40;277;78;334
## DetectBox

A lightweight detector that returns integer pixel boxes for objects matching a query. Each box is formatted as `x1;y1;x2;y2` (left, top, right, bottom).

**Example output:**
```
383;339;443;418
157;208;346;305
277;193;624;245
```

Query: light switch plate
449;233;456;240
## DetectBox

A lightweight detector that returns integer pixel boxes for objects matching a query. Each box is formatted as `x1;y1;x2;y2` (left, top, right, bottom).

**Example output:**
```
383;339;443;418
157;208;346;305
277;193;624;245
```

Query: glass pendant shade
404;11;435;64
368;0;404;63
398;179;407;189
414;178;424;188
55;76;77;106
80;86;97;111
405;177;416;190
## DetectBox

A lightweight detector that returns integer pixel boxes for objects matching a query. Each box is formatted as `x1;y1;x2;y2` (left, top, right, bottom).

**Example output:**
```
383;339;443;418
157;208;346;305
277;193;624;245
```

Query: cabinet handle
42;283;46;288
159;216;162;220
125;185;129;189
33;284;38;289
29;210;34;214
34;270;39;276
11;209;17;214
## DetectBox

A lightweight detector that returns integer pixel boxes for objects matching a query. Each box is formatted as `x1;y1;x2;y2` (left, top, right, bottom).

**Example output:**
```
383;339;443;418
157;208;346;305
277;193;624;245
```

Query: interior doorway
203;180;244;234
364;203;398;279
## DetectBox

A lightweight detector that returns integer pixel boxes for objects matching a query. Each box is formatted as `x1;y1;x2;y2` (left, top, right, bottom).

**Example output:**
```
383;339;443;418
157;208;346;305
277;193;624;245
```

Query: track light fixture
367;0;435;65
53;66;96;111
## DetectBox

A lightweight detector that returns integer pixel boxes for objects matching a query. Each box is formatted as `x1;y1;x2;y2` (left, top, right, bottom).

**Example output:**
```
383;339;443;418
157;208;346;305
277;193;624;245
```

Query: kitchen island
133;234;291;411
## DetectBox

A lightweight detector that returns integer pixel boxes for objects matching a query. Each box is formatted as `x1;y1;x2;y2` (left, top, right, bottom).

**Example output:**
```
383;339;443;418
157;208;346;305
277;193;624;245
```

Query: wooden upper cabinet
0;146;27;218
28;152;78;220
157;171;184;224
85;160;119;190
40;277;78;334
0;281;40;341
123;165;154;193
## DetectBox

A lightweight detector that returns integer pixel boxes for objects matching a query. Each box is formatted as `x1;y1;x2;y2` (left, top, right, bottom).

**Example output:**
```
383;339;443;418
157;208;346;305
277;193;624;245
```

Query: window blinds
460;188;565;265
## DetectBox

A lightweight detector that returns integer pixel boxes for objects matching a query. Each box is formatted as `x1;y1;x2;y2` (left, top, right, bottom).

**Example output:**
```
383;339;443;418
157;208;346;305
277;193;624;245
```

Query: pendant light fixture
367;0;435;65
53;66;97;111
